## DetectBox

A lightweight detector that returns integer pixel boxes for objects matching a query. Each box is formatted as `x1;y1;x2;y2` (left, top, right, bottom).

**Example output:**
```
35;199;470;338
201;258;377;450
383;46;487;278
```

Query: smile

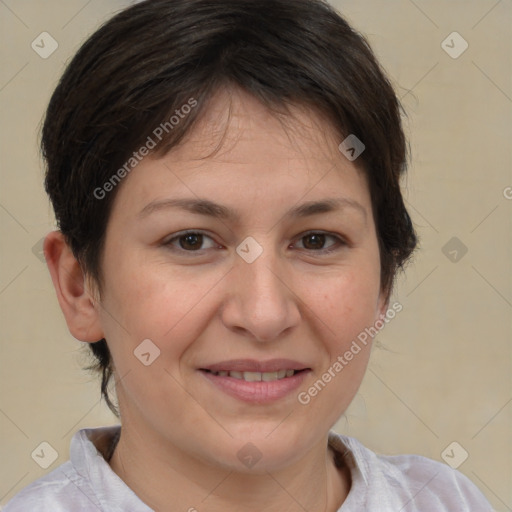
199;363;311;403
204;369;298;381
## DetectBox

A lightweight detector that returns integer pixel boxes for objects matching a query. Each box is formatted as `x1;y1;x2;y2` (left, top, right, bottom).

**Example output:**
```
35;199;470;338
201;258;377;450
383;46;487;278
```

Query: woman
4;0;492;510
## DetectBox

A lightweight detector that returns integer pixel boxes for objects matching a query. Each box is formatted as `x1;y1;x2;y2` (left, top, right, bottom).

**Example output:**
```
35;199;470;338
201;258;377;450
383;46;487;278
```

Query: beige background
1;0;510;509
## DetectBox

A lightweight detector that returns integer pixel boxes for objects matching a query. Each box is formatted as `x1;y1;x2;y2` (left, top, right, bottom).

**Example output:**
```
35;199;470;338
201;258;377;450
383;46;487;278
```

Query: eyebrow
138;197;367;222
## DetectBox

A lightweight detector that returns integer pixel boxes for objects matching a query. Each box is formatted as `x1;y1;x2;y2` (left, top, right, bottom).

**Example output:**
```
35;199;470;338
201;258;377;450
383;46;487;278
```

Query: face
94;88;386;472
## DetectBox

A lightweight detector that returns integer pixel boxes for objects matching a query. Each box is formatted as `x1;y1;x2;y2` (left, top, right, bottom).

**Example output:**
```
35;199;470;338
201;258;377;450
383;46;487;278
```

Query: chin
206;423;319;472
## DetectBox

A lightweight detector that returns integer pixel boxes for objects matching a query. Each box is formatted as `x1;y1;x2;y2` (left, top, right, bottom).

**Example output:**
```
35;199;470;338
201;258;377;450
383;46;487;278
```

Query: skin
45;88;388;512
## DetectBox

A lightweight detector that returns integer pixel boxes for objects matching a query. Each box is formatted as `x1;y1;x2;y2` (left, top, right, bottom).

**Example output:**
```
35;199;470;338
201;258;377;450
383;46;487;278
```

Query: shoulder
2;425;150;512
329;432;493;511
377;451;490;507
2;461;102;512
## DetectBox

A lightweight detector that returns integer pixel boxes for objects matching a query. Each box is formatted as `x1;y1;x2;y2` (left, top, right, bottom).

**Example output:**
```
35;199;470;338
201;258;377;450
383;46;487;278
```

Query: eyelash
162;230;347;255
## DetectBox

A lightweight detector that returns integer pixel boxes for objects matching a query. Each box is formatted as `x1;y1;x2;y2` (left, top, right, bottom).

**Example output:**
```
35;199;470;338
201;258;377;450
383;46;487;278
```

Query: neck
109;426;350;512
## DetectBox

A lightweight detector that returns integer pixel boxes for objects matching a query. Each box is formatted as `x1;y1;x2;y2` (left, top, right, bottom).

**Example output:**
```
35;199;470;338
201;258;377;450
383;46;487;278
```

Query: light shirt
3;425;492;511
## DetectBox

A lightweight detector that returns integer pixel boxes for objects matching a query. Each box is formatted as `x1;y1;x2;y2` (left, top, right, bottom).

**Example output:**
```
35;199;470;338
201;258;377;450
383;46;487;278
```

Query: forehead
168;88;356;172
110;88;372;222
172;88;343;164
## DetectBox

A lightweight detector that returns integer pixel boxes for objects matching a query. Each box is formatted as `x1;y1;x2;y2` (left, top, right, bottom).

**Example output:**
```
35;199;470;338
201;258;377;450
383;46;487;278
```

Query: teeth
244;371;262;382
262;371;278;382
211;369;298;381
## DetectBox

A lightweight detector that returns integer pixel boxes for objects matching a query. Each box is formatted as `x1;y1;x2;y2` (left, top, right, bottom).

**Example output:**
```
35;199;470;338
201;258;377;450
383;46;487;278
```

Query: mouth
198;359;311;403
201;368;306;382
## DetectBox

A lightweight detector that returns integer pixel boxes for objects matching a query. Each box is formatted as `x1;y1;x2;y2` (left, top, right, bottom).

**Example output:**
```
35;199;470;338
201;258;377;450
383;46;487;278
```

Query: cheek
99;254;222;364
97;259;221;417
301;265;381;345
295;271;378;421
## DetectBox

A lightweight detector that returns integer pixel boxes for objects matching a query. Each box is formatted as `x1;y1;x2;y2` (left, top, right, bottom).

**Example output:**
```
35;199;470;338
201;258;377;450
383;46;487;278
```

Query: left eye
294;232;341;252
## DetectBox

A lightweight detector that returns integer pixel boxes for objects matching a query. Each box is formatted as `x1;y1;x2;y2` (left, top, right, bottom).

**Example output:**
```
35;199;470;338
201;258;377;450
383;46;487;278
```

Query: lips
198;359;311;402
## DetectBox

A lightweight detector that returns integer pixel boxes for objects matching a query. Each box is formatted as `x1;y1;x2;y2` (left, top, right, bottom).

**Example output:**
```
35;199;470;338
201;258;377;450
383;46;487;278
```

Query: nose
220;247;301;342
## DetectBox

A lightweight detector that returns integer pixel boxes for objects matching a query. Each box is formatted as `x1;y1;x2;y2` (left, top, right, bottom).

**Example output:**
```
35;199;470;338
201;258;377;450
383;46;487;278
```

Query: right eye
163;231;219;253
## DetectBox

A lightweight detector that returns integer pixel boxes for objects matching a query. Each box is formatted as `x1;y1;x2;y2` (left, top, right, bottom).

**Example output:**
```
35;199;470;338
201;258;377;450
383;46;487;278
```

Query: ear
376;287;390;323
44;231;105;343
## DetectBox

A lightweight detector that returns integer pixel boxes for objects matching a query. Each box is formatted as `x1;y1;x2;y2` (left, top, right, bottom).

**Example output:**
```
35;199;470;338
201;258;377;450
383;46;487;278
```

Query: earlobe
376;289;390;323
44;231;105;343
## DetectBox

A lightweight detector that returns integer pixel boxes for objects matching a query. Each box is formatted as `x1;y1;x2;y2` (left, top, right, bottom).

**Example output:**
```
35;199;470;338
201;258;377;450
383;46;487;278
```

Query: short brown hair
42;0;417;416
